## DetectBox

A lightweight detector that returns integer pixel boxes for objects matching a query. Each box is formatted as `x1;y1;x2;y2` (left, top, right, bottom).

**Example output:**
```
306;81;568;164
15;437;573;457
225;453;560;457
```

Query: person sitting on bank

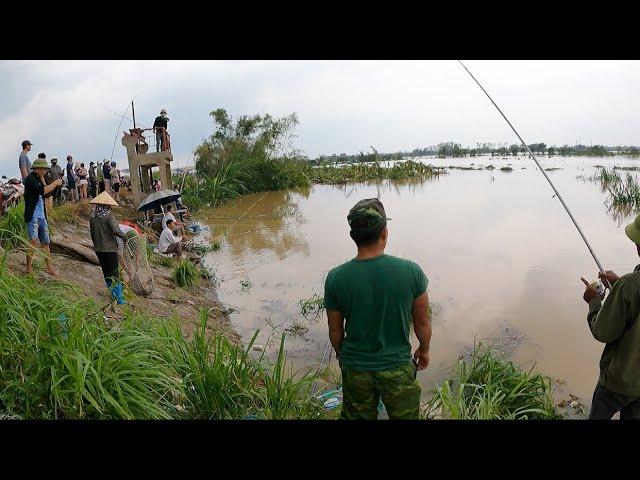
158;219;184;258
581;211;640;419
162;205;187;235
323;198;431;420
89;192;128;305
23;157;63;276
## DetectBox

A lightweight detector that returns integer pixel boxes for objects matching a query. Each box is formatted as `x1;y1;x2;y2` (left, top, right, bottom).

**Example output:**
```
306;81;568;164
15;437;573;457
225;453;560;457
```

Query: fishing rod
458;60;608;285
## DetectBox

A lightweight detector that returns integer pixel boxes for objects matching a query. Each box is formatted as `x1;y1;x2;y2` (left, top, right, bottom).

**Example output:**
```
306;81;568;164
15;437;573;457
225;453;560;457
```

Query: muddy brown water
199;156;640;408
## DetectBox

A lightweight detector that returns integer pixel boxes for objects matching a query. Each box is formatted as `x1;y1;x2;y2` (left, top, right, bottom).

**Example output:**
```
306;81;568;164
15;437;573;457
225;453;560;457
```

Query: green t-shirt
324;254;428;371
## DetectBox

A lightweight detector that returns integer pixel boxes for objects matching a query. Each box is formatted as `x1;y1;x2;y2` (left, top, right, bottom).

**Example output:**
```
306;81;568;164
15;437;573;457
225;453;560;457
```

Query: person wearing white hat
89;192;128;304
153;108;170;152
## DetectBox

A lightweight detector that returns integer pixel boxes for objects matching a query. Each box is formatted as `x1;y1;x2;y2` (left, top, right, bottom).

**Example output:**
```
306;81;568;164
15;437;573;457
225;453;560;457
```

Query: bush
171;259;199;288
422;343;560;420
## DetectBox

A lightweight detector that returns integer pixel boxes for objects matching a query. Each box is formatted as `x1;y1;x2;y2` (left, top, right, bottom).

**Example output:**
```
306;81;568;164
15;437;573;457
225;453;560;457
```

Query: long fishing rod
458;60;607;281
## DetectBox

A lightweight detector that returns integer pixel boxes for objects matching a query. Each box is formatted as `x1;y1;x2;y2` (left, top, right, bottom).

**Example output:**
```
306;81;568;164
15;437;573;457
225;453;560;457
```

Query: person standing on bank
49;158;64;205
88;161;97;198
89;192;128;305
153;108;169;152
23;157;63;275
581;212;640;419
65;156;78;203
102;158;112;194
323;198;431;420
97;159;106;194
19;140;32;183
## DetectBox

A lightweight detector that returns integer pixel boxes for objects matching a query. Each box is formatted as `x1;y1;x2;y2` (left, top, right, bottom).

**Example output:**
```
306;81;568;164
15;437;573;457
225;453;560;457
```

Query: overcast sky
2;60;639;178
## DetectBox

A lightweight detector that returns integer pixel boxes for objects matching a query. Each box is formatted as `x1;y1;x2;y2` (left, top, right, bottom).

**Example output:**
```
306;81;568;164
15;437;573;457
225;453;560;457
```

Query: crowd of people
19;139;129;208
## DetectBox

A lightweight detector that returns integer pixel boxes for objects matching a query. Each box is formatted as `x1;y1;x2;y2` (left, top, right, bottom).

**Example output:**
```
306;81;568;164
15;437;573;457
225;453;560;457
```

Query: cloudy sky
1;60;639;178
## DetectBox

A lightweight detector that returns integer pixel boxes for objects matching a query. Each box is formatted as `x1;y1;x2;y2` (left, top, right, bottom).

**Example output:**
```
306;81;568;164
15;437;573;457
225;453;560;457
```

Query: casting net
123;234;155;296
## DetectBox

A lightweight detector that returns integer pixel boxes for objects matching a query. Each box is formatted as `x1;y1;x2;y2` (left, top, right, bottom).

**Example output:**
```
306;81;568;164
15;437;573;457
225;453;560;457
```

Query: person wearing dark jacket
581;211;640;419
88;162;97;198
153;108;169;152
49;158;64;205
89;191;128;304
23;157;63;275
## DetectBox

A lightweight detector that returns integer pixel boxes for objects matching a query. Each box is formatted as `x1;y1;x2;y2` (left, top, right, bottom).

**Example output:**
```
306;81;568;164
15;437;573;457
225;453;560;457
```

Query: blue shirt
33;195;45;220
19;152;31;182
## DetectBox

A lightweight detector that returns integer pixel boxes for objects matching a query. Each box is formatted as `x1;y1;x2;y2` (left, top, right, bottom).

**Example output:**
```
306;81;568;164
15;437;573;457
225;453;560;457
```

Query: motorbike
0;176;24;216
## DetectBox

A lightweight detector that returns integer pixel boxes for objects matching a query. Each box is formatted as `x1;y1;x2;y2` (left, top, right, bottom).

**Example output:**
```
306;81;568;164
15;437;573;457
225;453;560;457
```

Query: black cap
90;161;95;165
37;152;46;159
66;155;73;160
21;140;32;148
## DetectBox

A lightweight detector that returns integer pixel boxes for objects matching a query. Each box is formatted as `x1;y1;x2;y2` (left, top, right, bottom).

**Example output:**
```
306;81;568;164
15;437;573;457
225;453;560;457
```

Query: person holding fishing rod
324;198;431;420
580;213;640;419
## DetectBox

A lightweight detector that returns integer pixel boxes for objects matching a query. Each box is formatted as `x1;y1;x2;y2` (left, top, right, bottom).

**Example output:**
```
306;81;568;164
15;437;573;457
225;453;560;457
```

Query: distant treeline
312;142;640;163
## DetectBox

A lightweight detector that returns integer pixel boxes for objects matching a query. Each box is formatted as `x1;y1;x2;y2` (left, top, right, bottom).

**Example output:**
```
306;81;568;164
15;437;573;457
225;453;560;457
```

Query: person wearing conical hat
153;108;169;152
23;156;63;276
89;192;128;305
581;212;640;419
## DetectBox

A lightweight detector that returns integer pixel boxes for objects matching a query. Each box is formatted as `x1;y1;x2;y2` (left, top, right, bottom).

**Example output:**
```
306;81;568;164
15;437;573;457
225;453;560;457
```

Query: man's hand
581;277;604;303
56;179;63;187
413;345;430;371
598;270;619;288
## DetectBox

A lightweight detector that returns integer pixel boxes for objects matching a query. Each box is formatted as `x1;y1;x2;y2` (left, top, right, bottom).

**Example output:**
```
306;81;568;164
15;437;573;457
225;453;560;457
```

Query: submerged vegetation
422;343;560;420
0;253;323;419
586;167;640;222
298;293;325;321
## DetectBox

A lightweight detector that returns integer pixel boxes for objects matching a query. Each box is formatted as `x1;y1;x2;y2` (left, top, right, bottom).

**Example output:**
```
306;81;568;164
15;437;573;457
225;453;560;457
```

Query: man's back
324;254;427;371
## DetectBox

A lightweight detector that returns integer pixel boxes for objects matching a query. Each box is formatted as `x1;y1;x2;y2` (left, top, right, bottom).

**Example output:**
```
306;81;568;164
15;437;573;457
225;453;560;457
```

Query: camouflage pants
340;362;421;420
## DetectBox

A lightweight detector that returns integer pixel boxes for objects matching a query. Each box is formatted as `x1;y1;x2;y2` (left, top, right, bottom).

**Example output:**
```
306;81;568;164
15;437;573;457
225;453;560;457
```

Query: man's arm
108;214;127;241
41;178;61;195
585;277;635;343
412;291;431;370
327;310;344;359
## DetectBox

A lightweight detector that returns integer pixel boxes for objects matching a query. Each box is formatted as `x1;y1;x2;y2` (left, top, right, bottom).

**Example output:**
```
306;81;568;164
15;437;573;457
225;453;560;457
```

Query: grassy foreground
422;343;560;420
0;255;324;420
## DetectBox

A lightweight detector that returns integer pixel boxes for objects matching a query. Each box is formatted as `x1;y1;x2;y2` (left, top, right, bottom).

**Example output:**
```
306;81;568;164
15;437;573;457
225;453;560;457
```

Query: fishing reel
590;281;606;297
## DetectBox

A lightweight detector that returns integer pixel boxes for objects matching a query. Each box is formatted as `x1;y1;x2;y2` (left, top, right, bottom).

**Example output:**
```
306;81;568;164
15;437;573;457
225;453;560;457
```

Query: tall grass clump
171;259;199;288
0;251;325;419
422;343;560;420
0;202;27;250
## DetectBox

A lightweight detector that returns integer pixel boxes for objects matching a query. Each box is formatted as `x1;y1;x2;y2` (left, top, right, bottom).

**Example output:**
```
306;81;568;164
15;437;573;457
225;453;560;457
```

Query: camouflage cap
347;198;391;233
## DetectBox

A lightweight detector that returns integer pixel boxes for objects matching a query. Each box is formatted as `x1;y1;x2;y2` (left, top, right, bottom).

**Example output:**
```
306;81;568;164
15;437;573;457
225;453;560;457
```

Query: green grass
152;254;174;267
422;343;560;420
0;203;27;250
0;249;324;419
298;294;325;321
311;160;444;184
171;259;199;288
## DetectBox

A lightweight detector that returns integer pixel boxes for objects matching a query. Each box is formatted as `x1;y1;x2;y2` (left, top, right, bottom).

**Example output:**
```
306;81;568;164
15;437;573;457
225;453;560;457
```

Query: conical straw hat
90;192;119;207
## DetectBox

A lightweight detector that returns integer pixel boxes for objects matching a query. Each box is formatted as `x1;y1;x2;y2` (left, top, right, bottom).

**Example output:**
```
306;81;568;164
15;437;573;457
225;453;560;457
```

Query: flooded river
200;156;640;406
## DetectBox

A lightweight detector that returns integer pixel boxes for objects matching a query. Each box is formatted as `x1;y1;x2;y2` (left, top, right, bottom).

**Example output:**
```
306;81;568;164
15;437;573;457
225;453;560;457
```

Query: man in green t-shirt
324;198;432;420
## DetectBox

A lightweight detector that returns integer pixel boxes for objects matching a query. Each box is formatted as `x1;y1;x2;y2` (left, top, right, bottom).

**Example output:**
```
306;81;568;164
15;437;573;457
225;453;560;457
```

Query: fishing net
122;234;155;296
